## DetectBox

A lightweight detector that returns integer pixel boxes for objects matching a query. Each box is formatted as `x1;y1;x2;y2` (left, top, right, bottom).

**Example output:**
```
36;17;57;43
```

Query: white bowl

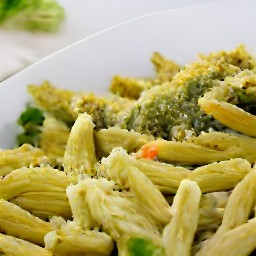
0;0;255;148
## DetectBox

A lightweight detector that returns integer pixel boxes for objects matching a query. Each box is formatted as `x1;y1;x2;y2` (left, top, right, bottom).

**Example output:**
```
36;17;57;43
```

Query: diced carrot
136;144;159;160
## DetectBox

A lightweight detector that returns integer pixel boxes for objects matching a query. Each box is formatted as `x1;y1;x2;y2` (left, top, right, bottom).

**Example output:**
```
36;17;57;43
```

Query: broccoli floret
123;46;256;140
0;0;65;32
29;81;135;130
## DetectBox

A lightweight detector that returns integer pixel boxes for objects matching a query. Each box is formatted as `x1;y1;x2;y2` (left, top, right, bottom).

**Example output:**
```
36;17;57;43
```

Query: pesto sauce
125;75;226;139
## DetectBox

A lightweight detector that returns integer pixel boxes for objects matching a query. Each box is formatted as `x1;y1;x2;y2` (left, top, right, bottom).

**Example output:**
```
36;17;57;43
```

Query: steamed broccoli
0;0;65;32
28;81;135;130
123;46;256;140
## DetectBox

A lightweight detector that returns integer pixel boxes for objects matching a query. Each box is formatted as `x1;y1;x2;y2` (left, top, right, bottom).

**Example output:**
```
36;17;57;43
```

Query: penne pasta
198;85;256;137
63;113;97;176
0;199;52;246
45;222;114;256
162;179;201;256
189;158;251;192
40;116;70;160
95;127;154;157
0;233;52;256
128;167;171;226
0;167;73;219
0;144;46;176
196;219;256;256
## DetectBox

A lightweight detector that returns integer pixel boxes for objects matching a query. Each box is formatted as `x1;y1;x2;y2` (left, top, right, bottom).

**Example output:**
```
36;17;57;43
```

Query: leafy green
17;107;45;147
0;0;65;32
127;238;162;256
18;106;45;126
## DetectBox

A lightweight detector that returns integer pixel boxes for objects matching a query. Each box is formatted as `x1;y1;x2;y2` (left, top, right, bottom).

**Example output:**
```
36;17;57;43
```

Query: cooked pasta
1;45;256;255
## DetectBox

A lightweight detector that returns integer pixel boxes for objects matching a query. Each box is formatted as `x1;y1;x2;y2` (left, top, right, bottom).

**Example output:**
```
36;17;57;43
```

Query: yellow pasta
0;233;52;256
40;116;70;160
137;140;232;165
102;147;189;193
76;178;162;242
197;192;228;231
196;219;256;256
216;169;256;233
0;144;46;176
4;46;256;255
0;199;52;246
189;158;251;192
0;167;73;219
128;167;171;226
66;182;98;229
162;179;201;256
199;89;256;137
196;169;256;255
95;127;154;157
151;51;180;83
109;75;152;99
45;222;114;256
63;112;97;176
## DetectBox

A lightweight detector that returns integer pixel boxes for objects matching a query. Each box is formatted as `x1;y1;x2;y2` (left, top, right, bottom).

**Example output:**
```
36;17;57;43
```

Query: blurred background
0;0;211;81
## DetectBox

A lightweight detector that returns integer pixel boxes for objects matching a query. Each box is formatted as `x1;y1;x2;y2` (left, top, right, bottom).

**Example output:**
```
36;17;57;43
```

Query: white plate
0;0;255;148
0;0;207;81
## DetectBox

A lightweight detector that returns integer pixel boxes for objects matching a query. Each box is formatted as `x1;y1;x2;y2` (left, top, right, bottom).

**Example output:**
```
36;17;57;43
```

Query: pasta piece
189;158;251;192
66;181;98;229
109;75;152;99
197;169;256;255
40;116;70;160
133;158;190;194
162;179;201;256
216;168;256;233
127;167;171;226
0;166;73;219
189;131;256;164
78;178;161;242
28;81;77;123
136;140;232;165
198;192;228;231
192;230;215;255
151;52;180;83
63;113;97;176
45;221;114;256
0;233;52;256
0;199;52;246
101;147;189;193
198;86;256;137
196;219;256;256
12;191;72;220
137;131;256;165
101;148;135;188
95;127;154;157
0;144;46;176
